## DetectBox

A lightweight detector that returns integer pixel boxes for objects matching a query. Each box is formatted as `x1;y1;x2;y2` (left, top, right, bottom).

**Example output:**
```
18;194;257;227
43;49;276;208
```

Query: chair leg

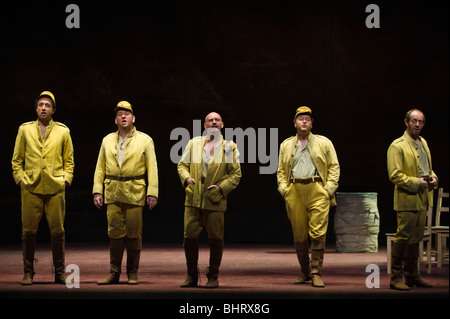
438;234;443;268
426;238;432;274
418;239;431;274
444;236;449;265
387;237;392;274
418;241;423;273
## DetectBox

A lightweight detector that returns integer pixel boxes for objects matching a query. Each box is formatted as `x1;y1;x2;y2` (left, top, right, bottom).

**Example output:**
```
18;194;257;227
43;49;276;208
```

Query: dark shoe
21;273;34;285
97;273;120;285
295;272;312;284
127;272;138;285
205;277;219;289
54;272;67;284
390;277;410;290
406;277;433;288
311;275;325;288
180;276;198;288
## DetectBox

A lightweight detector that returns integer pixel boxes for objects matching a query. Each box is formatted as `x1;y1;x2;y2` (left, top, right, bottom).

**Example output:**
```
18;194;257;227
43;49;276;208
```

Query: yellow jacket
93;127;158;206
177;136;241;211
277;133;340;206
11;119;74;194
387;131;438;211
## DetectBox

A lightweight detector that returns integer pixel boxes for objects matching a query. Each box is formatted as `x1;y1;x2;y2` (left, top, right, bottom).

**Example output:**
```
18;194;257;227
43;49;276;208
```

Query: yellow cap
114;101;133;114
294;106;312;119
36;91;56;107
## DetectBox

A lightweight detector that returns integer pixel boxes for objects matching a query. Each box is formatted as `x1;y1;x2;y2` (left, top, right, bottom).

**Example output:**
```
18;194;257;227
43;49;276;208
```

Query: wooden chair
432;188;449;268
386;205;433;274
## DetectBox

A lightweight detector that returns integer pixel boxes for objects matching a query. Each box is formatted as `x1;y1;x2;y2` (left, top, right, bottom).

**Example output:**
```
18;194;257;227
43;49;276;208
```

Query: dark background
1;1;448;246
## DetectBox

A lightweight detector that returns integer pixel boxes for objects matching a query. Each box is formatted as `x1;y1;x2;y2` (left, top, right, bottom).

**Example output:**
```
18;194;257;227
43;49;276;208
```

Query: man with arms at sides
93;101;158;285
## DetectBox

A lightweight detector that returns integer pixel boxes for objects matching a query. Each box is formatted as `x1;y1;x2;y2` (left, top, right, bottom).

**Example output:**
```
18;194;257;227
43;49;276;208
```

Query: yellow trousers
184;206;224;240
394;210;427;244
107;202;143;240
394;189;428;244
284;182;330;243
21;187;65;236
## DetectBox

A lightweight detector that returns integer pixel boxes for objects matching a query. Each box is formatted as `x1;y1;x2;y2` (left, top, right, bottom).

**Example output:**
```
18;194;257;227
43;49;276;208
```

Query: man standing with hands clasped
277;106;340;288
93;101;158;285
387;108;438;290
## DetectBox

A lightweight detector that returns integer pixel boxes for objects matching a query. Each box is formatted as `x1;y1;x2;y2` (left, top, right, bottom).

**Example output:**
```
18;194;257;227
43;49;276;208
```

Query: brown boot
52;234;67;284
294;241;312;284
404;243;433;288
97;238;125;285
390;241;409;290
205;238;223;289
126;238;141;285
21;234;36;285
310;240;325;288
180;238;199;288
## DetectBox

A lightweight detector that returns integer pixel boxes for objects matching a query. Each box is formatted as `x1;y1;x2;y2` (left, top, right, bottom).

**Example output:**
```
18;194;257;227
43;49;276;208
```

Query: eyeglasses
296;117;311;123
410;119;424;125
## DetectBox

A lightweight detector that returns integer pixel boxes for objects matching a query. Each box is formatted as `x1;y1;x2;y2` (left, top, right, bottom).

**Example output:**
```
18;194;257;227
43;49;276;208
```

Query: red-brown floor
0;242;447;301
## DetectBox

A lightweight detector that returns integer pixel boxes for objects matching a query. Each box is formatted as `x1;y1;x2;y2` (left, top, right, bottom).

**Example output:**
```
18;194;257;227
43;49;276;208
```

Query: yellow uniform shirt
177;136;241;212
93;127;158;206
387;131;437;211
277;132;340;206
12;119;74;194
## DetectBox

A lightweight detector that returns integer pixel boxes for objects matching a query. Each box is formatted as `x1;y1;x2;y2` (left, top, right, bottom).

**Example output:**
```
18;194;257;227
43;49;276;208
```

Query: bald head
204;112;224;130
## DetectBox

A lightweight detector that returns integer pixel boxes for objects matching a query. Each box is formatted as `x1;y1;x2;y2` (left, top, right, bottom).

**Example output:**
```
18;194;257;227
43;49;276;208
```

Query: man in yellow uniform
177;112;241;288
93;101;158;285
277;106;340;287
387;108;437;290
12;91;74;285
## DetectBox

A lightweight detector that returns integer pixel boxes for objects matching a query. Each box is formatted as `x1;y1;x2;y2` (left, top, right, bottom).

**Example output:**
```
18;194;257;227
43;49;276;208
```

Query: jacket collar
292;132;314;148
35;119;55;141
201;134;224;147
117;126;136;140
35;118;54;127
403;130;422;147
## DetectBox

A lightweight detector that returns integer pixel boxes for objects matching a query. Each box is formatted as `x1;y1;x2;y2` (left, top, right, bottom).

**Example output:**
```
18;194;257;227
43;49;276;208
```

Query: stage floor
0;243;448;300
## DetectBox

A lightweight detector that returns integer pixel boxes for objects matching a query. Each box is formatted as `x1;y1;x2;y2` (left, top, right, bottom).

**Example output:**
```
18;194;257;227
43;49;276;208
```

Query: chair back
425;205;433;234
435;188;449;227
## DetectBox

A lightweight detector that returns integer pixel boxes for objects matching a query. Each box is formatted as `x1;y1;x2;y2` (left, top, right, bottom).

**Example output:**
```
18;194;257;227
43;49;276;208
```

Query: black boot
205;238;223;288
21;234;36;285
180;238;199;287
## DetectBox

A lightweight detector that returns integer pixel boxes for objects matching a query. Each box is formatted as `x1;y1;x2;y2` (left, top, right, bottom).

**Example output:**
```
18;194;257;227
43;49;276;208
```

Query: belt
105;174;146;182
290;177;322;184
